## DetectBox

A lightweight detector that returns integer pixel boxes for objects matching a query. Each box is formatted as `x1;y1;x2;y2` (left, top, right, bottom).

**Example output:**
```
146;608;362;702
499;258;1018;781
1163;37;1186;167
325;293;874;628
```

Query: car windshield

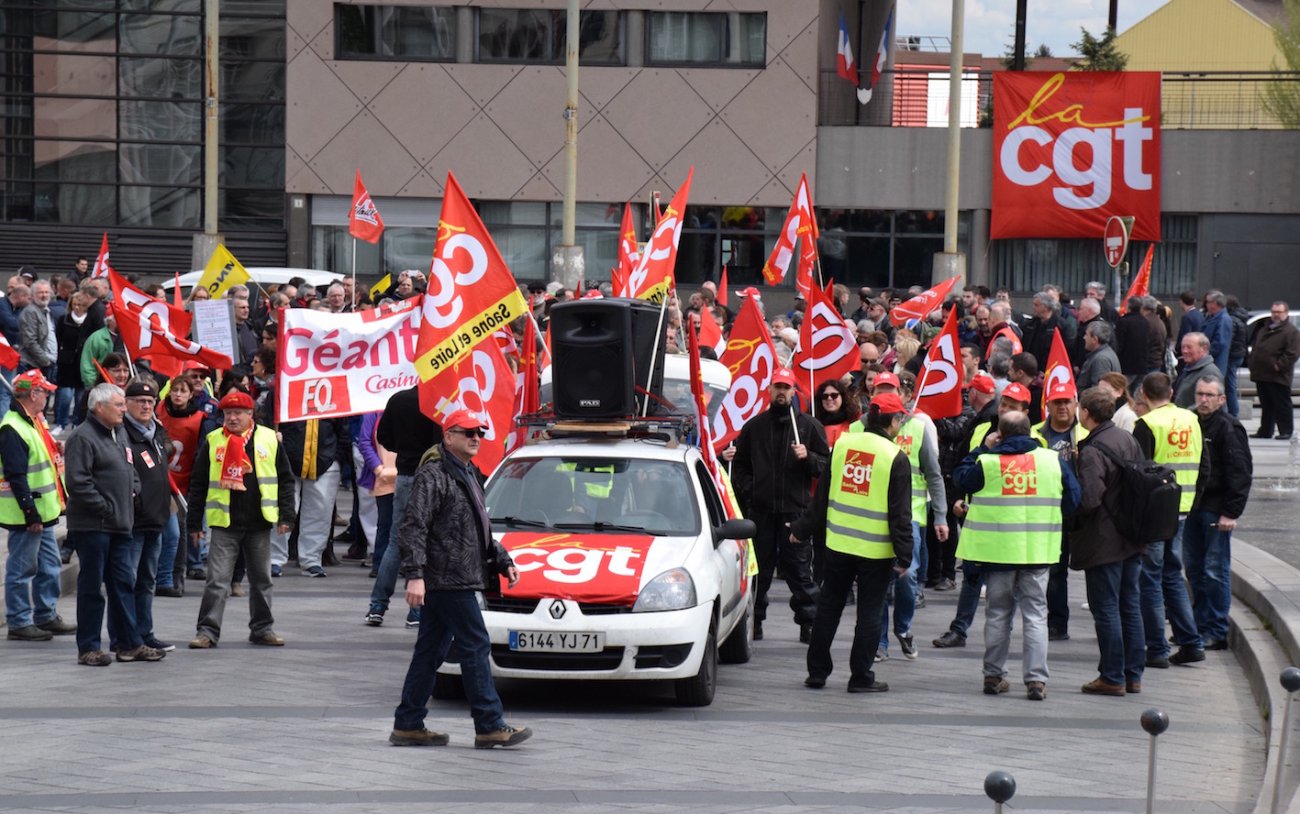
486;457;700;537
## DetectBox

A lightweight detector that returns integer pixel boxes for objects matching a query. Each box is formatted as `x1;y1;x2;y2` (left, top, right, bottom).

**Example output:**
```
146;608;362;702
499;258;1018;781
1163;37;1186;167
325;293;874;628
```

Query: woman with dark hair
814;378;860;449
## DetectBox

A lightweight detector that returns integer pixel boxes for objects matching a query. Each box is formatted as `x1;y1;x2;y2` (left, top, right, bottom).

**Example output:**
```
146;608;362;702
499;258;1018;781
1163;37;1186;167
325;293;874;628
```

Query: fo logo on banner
840;449;876;496
999;454;1040;496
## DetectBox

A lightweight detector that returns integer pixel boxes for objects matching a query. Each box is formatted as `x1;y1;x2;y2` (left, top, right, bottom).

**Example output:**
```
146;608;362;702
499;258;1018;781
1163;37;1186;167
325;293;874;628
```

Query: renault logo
549;600;566;619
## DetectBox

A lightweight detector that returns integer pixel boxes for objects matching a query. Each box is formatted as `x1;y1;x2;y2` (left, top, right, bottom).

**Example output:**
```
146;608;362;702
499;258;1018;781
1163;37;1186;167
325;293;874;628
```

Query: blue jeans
1225;356;1244;416
157;512;180;588
0;367;13;415
370;475;418;622
108;530;161;648
4;526;61;628
1084;555;1144;686
54;386;78;428
948;561;984;638
879;521;923;650
1182;509;1233;642
394;590;507;734
373;493;394;573
71;530;139;654
1140;519;1202;657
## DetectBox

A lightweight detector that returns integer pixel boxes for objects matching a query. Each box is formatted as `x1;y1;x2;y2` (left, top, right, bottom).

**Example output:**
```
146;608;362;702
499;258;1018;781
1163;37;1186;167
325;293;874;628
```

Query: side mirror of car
714;518;756;543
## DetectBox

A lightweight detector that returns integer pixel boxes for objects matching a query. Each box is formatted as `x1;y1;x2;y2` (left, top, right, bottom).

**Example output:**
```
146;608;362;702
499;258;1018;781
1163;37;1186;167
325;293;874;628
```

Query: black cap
125;380;158;399
17;265;36;281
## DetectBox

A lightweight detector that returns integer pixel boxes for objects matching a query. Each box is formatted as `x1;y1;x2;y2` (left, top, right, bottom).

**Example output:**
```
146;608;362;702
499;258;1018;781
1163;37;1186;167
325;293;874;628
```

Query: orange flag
624;168;693;303
717;265;729;307
1125;244;1154;301
891;275;960;326
613;202;639;296
761;173;817;299
1042;327;1077;414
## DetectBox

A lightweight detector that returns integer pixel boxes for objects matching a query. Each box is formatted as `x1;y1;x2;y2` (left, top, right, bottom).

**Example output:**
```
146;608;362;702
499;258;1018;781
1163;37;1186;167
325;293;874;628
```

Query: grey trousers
983;567;1050;685
195;526;275;642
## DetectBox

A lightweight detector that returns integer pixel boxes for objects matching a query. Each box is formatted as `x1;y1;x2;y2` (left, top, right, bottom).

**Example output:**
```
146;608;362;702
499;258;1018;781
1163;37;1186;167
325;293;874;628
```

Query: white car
433;427;756;706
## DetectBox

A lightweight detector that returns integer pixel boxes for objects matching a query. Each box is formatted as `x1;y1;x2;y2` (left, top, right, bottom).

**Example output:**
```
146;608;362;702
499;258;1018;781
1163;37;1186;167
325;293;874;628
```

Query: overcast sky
895;0;1170;58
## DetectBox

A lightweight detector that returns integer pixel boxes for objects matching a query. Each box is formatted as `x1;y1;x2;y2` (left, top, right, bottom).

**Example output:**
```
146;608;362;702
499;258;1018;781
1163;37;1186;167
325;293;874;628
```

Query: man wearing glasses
1247;301;1300;439
390;409;531;749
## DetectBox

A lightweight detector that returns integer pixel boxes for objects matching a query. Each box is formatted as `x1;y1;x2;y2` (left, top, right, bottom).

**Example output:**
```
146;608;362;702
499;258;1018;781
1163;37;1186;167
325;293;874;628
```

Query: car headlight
632;568;697;612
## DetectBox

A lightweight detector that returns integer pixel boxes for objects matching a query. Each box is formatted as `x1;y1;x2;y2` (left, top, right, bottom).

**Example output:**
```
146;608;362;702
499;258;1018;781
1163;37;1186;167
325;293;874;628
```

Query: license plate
508;630;605;652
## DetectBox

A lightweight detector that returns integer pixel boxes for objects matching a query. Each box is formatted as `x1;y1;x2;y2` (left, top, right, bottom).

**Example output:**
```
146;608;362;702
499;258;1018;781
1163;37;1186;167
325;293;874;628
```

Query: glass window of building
476;9;623;65
335;5;456;61
646;12;766;67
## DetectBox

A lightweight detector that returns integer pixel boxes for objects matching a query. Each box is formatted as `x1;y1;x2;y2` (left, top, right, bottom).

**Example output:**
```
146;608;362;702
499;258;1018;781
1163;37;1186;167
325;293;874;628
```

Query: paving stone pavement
0;559;1266;814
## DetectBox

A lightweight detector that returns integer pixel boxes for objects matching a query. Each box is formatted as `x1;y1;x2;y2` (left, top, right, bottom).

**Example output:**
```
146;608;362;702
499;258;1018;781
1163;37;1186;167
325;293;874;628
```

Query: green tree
1071;26;1128;71
1262;0;1300;127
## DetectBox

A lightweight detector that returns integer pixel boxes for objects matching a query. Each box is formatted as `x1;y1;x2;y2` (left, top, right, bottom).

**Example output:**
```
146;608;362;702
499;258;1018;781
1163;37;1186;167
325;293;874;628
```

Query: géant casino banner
991;71;1162;242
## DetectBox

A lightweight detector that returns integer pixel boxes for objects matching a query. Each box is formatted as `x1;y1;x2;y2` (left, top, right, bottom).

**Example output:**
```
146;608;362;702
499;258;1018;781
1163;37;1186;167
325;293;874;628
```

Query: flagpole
351;236;357;306
789;404;801;446
643;289;669;417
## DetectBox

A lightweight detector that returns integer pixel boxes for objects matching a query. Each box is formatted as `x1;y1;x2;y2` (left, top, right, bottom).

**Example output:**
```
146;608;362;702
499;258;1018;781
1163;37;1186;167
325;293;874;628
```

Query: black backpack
1089;440;1182;544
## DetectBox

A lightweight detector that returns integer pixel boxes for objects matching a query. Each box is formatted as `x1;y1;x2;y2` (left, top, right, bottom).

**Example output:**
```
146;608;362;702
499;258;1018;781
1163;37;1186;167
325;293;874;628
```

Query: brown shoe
231;583;246;597
1126;681;1142;694
474;724;532;749
249;631;285;646
389;728;450;747
188;634;217;649
983;676;1010;695
1081;678;1126;696
116;645;165;663
1026;681;1047;701
77;650;112;667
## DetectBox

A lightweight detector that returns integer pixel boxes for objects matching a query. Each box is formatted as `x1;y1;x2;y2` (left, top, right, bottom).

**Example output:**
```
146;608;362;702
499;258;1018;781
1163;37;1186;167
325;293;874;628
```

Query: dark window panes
547;202;622;228
647;12;725;65
35;182;115;224
720;233;765;285
548;227;618;281
120;185;199;227
1;97;33;123
219;103;284;144
32;10;115;42
383;225;437;275
221;188;283;228
892;237;944;290
336;4;456;61
895;209;944;235
221;16;285;59
676;229;718;286
120;143;200;185
488;225;547;278
221;0;284;15
119;13;201;57
720;206;764;230
479;200;545;225
478;9;559;62
738;13;766;66
221;145;283;188
34;140;114;182
120;99;202;141
120;0;200;12
32;53;115;97
119;57;201;99
33;96;116;139
578;11;622;64
831;236;891;288
222;62;285;102
1;182;35;222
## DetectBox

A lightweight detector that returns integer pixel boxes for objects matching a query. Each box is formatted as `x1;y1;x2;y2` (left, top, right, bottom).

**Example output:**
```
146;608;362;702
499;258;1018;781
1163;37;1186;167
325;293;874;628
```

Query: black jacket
791;425;913;569
397;444;513;589
1115;312;1151;376
1069;422;1145;570
1022;313;1062;371
1194;408;1252;519
123;416;174;533
185;426;297;536
377;386;444;476
64;413;140;534
731;406;829;516
279;417;350;480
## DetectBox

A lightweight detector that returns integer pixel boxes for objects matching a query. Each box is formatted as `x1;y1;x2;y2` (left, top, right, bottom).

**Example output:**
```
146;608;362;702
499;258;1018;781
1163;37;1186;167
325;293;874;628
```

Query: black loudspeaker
550;299;665;419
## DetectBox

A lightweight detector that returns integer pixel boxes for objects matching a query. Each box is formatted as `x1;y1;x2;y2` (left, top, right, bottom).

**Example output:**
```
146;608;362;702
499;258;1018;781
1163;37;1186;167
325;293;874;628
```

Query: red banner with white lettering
711;296;777;451
418;337;515;475
992;71;1161;241
760;172;818;299
890;275;960;326
621;168;693;303
793;279;858;395
108;271;232;373
913;306;963;419
612;202;639;296
92;232;113;279
348;170;384;243
498;532;654;603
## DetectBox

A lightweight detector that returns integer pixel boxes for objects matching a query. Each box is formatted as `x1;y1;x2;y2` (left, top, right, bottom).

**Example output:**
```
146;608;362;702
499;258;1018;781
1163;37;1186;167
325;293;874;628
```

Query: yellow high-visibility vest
204;425;280;528
957;446;1063;566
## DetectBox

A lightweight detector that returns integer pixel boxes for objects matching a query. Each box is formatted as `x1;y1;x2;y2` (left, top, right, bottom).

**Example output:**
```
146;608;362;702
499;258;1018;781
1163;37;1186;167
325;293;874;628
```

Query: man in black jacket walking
390;409;531;749
1183;373;1252;649
731;368;829;641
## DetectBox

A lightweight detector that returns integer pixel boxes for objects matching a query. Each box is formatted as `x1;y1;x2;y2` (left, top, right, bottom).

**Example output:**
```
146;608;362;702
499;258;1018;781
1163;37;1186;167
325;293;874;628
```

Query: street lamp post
552;0;585;292
193;0;223;270
932;0;967;285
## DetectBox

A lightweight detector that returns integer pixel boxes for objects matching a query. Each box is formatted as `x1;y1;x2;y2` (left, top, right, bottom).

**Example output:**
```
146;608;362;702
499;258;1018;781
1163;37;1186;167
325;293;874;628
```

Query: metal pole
1013;0;1027;70
1140;709;1170;814
562;0;578;249
1109;0;1119;32
942;0;964;256
203;0;219;236
984;770;1016;813
1272;668;1300;814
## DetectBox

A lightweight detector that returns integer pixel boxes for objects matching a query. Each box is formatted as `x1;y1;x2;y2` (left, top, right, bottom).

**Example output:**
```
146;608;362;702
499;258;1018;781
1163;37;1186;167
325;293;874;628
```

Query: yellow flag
369;273;392;302
199;244;250;298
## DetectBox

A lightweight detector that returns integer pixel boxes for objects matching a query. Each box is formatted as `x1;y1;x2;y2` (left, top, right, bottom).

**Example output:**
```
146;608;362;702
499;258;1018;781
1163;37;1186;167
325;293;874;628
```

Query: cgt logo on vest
999;454;1040;496
840;449;876;496
1166;426;1194;452
895;432;915;457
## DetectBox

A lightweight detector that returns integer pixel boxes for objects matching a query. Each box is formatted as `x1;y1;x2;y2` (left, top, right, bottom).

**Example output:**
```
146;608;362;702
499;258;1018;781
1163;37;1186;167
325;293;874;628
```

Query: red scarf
218;427;253;491
26;408;66;508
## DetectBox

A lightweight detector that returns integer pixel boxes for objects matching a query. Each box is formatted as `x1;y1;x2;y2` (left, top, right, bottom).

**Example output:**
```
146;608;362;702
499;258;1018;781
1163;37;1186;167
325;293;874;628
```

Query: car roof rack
515;412;697;445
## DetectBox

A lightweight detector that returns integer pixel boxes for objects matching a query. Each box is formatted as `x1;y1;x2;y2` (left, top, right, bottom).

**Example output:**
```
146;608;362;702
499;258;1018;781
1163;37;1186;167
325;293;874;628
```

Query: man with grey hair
65;383;161;666
1203;290;1232;378
1079;321;1122;389
1173;332;1218;408
1071;297;1105;368
1023;291;1063;371
1085;281;1120;324
18;280;56;380
325;283;348;313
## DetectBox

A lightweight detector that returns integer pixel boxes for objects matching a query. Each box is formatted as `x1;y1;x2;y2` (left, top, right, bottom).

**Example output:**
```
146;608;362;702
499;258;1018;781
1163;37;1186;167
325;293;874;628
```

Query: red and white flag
613;202;640;297
890;275;961;326
1125;244;1154;301
711;296;778;450
348;170;384;244
0;333;19;370
91;232;113;279
1042;327;1076;413
760;173;817;299
420;339;516;475
697;308;725;358
414;171;529;421
108;271;232;372
913;306;964;419
717;265;729;307
836;13;859;86
793;278;857;396
506;314;541;454
622;168;693;303
859;8;893;104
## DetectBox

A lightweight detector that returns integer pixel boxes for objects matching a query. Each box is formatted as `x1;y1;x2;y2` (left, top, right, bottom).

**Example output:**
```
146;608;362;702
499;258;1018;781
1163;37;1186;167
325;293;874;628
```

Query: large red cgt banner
992;71;1162;242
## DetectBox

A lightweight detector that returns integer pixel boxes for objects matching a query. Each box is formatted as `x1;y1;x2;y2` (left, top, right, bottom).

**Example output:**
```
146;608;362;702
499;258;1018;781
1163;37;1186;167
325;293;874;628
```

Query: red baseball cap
1001;383;1032;405
740;287;762;299
13;370;56;393
770;368;799;388
1046;382;1078;402
873;372;901;390
870;392;906;414
218;390;254;411
442;409;488;432
969;372;995;395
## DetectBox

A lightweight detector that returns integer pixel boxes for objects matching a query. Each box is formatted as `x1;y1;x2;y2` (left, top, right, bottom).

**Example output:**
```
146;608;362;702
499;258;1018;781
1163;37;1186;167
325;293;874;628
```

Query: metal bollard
984;770;1016;813
1271;668;1300;814
1140;708;1170;814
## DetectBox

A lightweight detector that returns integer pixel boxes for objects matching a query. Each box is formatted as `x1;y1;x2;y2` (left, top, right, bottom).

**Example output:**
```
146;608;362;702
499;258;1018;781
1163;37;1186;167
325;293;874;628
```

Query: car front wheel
674;621;717;707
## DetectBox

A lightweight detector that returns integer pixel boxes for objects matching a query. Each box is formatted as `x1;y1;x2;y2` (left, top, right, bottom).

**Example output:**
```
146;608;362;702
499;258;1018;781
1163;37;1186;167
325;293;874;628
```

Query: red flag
1125;244;1154;301
697;308;725;358
348;170;384;244
1042;327;1076;414
890;275;961;326
793;278;857;394
414;172;529;420
717;265;729;307
507;315;540;454
623;168;693;303
836;13;859;86
0;333;19;370
913;306;963;419
613;202;639;297
760;173;817;299
419;339;515;475
108;271;232;371
711;296;778;450
91;232;113;279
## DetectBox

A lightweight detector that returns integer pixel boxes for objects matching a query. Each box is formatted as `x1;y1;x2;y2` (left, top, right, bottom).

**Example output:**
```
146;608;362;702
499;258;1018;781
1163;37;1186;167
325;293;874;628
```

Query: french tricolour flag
836;13;858;86
859;8;894;104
